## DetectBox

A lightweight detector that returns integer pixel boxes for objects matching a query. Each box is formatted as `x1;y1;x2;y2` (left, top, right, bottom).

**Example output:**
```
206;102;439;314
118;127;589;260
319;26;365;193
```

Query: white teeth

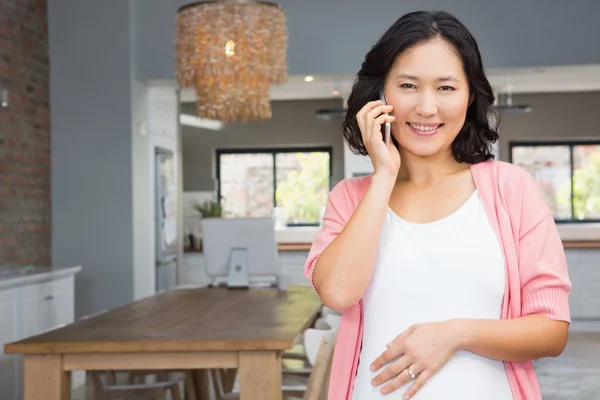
409;123;440;132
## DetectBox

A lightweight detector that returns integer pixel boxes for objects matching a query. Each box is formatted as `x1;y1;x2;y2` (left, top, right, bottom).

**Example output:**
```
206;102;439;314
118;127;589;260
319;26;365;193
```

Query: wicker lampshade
176;1;288;123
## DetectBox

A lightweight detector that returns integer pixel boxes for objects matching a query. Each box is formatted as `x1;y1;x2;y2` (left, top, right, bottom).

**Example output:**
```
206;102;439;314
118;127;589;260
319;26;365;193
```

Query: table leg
238;351;281;400
23;355;71;400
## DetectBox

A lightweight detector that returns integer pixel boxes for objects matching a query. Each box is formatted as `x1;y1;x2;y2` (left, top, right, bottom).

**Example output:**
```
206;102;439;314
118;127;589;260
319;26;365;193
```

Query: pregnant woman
305;10;571;400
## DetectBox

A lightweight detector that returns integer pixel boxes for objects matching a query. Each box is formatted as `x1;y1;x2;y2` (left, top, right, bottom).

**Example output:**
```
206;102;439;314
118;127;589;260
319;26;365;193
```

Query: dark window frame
509;140;600;224
215;146;333;227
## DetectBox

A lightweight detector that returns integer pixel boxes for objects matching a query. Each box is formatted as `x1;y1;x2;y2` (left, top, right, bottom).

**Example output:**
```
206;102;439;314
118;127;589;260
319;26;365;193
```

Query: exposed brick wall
0;0;50;267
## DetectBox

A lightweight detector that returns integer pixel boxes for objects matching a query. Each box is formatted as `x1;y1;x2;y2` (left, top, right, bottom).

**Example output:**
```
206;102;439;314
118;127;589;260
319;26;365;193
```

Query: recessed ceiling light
304;76;314;82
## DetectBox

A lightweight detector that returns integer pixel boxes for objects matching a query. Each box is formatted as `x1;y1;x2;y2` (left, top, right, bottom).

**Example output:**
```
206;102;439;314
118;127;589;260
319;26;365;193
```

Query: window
216;147;332;226
510;141;600;222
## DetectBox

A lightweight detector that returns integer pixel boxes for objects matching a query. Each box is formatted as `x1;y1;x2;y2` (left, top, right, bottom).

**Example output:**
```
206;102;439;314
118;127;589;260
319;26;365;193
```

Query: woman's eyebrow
395;73;459;82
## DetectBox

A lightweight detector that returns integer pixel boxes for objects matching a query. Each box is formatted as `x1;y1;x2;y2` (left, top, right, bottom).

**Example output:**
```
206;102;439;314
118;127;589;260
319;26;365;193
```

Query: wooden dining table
4;285;322;400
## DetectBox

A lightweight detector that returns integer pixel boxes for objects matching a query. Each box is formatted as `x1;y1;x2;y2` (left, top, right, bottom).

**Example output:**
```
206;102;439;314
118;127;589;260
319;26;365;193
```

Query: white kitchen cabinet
19;282;49;339
0;267;80;400
47;275;75;328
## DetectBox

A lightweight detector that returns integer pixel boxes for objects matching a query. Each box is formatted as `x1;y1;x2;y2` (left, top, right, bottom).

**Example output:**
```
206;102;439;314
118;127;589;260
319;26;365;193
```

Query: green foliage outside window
276;152;329;224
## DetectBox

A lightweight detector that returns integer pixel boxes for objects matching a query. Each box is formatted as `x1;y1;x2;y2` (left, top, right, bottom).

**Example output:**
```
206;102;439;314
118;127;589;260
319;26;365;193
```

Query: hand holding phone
355;92;400;178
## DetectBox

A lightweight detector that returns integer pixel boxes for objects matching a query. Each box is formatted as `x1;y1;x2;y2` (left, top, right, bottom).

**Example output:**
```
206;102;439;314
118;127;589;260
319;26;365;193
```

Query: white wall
343;145;374;179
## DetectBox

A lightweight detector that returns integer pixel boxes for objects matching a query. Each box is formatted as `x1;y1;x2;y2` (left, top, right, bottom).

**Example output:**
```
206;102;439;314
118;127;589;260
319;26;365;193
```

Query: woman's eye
400;83;415;89
439;86;455;91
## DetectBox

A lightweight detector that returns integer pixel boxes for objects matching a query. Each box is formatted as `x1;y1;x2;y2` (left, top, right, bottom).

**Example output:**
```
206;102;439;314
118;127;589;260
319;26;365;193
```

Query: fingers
380;363;424;397
368;114;394;147
387;325;415;348
356;101;382;130
371;355;411;387
403;368;432;400
356;100;381;116
356;101;394;143
371;326;414;371
357;100;391;120
373;113;395;127
356;100;382;118
370;340;404;372
366;104;393;120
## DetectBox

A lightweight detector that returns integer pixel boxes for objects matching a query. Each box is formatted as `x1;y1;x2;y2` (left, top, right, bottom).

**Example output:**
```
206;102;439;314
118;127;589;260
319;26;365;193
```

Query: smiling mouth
407;122;444;135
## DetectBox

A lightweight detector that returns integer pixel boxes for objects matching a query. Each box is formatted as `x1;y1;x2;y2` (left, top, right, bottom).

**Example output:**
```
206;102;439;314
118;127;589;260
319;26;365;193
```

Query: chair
282;314;340;369
303;327;336;367
212;334;336;400
89;370;186;400
322;315;341;331
320;305;342;319
282;317;330;363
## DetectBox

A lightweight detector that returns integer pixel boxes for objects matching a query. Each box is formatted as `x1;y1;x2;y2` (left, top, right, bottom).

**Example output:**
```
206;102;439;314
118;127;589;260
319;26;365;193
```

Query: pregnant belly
354;351;514;400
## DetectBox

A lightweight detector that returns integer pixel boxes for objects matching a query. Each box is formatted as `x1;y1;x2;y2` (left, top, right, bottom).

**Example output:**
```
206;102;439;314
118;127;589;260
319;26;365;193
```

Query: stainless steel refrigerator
155;148;178;292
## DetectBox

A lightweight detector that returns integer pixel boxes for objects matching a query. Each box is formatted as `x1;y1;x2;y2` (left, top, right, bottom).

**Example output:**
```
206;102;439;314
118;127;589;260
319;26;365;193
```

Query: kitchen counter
0;266;82;290
185;242;313;253
185;240;600;253
562;241;600;249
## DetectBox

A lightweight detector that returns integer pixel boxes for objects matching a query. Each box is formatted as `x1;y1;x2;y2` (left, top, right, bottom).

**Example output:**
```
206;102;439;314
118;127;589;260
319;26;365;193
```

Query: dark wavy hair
342;10;499;164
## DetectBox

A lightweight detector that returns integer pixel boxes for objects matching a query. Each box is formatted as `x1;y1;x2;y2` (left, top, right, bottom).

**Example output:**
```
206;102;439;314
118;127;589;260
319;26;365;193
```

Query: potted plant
188;199;224;251
193;198;224;219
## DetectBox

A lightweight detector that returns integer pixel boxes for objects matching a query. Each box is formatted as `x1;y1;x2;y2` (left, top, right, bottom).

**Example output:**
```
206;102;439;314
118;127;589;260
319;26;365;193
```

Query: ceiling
177;63;600;103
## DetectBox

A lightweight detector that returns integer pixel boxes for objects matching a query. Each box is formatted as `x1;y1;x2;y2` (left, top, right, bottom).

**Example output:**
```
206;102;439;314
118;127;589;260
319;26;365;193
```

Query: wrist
370;172;396;192
450;318;476;352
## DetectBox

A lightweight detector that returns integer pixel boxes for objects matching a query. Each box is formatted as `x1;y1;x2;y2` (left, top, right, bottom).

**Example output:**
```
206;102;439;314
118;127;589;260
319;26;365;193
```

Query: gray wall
182;99;345;192
49;0;135;318
498;92;600;161
135;0;600;79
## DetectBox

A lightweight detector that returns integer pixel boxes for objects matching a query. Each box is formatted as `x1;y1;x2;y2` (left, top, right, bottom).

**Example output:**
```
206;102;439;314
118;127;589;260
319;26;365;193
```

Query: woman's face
384;38;471;159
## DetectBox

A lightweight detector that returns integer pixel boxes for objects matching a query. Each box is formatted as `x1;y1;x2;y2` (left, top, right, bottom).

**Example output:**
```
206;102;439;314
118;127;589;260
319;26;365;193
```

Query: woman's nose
415;92;438;117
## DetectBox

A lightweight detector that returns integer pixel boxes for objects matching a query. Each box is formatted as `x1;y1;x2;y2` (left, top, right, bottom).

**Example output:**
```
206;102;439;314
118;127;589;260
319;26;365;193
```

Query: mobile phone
380;89;391;146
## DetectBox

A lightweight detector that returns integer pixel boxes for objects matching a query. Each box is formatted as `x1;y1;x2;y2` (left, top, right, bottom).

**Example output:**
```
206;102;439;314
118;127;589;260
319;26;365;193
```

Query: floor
72;324;600;400
537;329;600;400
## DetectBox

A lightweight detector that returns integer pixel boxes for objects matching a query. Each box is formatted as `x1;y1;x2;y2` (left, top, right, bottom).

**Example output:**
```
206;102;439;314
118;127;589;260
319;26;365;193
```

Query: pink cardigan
305;160;571;400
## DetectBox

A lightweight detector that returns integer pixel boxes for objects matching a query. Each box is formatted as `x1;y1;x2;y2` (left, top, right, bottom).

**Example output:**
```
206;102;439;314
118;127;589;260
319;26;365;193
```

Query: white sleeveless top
352;190;514;399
